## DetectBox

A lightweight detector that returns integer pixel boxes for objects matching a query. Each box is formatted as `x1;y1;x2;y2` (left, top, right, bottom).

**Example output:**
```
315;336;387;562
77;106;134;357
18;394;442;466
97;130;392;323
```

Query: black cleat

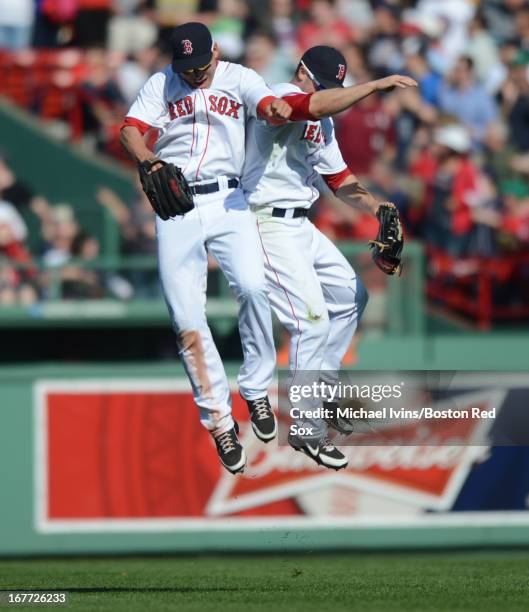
288;433;348;470
324;400;373;435
323;400;357;435
246;396;277;442
213;421;247;474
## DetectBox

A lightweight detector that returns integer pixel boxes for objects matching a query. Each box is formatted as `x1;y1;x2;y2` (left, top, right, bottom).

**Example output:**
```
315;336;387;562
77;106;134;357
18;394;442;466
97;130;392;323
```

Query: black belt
190;178;239;195
272;207;309;218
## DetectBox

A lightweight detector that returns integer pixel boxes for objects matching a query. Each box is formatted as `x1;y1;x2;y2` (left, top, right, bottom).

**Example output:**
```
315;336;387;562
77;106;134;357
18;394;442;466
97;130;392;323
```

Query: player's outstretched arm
309;75;417;119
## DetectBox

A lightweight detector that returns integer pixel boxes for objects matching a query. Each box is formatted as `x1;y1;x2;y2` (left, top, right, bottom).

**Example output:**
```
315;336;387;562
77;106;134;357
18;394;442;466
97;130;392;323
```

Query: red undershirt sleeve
281;93;317;122
120;117;153;136
322;168;353;193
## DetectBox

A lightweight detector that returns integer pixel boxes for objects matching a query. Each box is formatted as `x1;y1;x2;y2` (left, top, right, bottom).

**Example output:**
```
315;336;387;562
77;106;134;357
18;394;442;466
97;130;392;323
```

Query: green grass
1;552;529;611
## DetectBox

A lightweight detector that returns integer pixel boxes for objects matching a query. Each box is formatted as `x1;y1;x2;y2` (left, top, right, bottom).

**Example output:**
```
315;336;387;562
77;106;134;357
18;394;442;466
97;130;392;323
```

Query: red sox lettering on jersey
208;95;242;118
301;123;323;144
168;95;243;120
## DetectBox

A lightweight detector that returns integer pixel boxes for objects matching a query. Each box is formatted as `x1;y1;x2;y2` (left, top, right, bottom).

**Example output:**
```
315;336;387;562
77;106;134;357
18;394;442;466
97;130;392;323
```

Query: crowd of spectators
1;0;529;324
0;152;145;304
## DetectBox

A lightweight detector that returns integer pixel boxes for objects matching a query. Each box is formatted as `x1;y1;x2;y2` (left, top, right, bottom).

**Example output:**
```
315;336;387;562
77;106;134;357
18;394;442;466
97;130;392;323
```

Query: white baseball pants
255;208;368;438
156;187;276;435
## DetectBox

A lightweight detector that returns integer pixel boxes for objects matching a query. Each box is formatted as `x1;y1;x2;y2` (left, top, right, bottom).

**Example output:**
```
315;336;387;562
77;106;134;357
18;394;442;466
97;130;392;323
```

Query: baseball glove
138;159;194;220
368;203;403;276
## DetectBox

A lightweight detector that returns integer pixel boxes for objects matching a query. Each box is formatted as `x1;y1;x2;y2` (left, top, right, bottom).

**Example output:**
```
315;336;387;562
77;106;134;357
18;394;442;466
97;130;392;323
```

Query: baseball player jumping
243;46;415;469
120;22;300;475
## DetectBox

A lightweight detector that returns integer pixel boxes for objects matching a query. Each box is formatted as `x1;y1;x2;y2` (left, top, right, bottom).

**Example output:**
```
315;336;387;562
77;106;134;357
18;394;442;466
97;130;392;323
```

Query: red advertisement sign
34;380;502;530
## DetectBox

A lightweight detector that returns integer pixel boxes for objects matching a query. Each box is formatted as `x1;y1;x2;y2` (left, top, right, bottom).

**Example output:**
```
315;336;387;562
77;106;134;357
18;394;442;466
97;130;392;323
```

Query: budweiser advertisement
34;374;529;532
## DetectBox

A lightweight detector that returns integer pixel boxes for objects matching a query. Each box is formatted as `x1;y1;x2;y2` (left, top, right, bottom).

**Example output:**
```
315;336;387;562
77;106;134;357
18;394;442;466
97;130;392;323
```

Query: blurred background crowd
1;0;529;328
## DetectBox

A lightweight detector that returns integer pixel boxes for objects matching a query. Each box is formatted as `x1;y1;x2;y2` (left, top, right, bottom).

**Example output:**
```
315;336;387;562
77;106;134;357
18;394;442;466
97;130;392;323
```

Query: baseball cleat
213;421;247;474
246;396;277;442
324;400;374;435
288;433;348;470
323;400;357;435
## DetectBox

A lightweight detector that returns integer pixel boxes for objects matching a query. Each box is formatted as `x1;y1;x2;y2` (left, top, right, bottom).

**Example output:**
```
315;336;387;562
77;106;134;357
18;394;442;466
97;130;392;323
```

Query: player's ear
212;42;220;60
296;63;305;81
297;63;311;85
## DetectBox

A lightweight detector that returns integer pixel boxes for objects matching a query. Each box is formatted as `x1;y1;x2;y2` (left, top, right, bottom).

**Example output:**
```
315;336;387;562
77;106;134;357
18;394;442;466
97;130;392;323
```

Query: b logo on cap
336;64;346;81
182;39;193;55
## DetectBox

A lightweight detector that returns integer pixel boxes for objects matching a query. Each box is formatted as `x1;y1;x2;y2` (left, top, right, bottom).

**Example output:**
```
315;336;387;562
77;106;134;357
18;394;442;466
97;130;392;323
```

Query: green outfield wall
1;348;529;556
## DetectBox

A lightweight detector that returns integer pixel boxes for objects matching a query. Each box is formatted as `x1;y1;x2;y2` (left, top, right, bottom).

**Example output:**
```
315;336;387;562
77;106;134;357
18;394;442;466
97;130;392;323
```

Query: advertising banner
34;375;529;534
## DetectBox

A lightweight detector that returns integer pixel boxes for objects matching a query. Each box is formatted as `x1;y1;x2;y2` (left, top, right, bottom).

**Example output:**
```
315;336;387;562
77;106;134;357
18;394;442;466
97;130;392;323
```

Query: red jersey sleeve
322;168;353;193
120;117;153;136
282;93;317;122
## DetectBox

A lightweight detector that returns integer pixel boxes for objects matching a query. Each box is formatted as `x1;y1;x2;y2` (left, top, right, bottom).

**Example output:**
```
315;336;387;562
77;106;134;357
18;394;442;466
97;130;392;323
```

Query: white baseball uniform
125;61;278;435
243;83;369;438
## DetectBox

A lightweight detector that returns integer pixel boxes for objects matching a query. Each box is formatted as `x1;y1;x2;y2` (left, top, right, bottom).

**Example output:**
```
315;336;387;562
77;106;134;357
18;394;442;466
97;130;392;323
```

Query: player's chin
181;75;208;89
193;77;209;89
